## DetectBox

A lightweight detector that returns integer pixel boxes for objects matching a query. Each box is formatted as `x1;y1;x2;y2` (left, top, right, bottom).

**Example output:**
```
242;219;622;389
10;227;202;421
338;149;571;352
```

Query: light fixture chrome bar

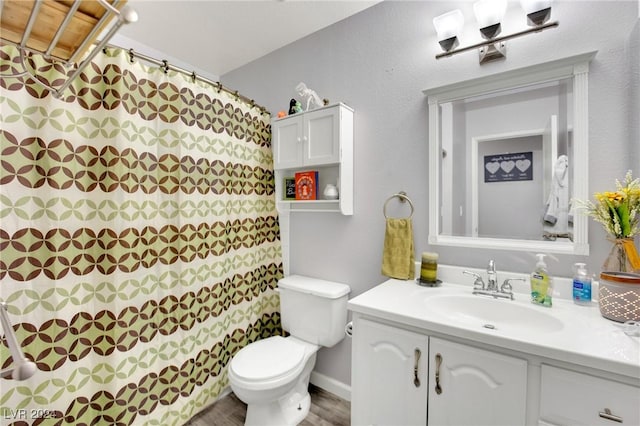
19;0;43;47
436;20;558;60
45;1;82;57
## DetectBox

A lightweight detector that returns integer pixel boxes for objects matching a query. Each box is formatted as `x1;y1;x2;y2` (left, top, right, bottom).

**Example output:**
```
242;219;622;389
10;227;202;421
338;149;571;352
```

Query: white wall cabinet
351;318;429;426
428;337;527;426
273;105;340;168
272;103;353;215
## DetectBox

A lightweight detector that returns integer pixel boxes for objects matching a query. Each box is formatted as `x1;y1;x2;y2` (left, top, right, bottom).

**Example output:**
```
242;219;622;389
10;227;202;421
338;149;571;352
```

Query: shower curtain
0;45;282;425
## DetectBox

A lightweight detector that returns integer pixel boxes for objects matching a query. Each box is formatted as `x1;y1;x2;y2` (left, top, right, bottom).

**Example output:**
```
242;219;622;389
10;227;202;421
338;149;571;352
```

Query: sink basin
424;294;564;333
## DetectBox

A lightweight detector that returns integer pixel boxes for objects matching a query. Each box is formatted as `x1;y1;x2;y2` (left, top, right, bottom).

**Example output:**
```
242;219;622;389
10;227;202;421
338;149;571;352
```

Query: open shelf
0;0;136;97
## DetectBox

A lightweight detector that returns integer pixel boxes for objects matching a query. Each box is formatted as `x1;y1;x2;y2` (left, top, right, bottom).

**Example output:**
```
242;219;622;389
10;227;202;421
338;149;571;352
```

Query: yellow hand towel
381;218;415;280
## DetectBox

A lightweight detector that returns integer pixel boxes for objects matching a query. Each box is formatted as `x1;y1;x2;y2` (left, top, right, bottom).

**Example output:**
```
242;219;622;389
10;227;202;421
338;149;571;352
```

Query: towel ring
383;192;414;219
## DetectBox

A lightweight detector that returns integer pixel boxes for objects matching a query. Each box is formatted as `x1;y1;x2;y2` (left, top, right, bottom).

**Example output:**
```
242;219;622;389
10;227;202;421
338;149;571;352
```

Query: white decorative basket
599;272;640;322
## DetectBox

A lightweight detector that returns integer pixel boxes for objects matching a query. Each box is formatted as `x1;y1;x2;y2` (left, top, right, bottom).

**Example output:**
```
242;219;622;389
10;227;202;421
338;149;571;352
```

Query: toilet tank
278;275;351;347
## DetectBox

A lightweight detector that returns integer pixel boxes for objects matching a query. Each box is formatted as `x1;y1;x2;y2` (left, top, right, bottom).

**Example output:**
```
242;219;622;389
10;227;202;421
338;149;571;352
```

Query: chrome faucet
486;260;498;291
463;260;522;300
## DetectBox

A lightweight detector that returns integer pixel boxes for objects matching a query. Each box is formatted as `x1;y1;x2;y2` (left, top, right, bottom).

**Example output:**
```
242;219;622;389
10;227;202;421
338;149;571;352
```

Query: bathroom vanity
348;275;640;426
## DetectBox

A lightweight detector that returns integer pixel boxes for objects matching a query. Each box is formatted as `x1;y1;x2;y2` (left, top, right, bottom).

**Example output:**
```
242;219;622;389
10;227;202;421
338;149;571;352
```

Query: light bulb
474;0;507;39
433;9;464;51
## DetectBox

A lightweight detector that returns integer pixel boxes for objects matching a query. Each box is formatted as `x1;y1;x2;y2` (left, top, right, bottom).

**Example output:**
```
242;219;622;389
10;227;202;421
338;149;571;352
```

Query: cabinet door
303;106;340;166
272;115;303;169
539;365;640;426
351;318;429;426
428;337;527;426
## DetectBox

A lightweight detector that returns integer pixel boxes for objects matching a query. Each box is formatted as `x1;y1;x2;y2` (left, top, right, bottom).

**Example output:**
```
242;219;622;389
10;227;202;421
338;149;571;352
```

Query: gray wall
631;18;640;167
222;1;639;387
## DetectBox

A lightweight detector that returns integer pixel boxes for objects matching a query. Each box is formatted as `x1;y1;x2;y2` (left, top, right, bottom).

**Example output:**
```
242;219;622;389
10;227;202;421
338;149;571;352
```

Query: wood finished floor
184;385;350;426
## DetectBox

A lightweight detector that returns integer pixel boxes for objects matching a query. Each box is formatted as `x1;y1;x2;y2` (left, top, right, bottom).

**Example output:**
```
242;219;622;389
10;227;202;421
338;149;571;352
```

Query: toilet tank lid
278;275;350;299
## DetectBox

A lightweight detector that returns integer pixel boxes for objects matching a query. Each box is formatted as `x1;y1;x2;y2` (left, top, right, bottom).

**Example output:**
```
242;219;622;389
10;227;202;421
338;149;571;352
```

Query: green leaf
617;202;631;236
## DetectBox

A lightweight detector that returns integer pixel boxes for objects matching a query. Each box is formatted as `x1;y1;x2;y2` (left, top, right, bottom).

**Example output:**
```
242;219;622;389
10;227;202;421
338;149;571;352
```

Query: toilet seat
229;336;306;390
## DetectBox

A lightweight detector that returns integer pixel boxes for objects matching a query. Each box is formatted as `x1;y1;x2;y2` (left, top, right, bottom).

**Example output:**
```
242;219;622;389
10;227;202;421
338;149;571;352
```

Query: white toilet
228;275;350;426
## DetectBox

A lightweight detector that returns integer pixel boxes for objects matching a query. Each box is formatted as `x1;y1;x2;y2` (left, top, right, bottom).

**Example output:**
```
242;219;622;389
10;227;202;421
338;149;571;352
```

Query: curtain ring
161;60;169;74
128;48;135;63
190;71;197;83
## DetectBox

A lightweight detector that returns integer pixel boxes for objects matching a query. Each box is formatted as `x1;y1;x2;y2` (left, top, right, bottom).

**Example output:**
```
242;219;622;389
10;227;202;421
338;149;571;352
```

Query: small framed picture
284;177;296;200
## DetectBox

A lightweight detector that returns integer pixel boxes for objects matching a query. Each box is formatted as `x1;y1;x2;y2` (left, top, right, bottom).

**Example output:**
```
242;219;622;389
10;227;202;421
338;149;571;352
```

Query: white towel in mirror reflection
543;155;571;240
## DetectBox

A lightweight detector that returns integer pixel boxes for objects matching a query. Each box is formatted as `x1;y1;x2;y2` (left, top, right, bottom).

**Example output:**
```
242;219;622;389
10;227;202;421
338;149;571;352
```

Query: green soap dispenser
530;254;553;307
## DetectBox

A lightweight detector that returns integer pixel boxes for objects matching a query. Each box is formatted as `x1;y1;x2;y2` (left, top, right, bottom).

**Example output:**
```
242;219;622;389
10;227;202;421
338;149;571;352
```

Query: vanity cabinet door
539;365;640;426
428;337;527;426
351;317;429;426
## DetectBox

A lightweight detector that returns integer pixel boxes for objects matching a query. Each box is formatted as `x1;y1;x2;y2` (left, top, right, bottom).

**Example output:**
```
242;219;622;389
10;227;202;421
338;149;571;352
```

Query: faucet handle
501;278;525;294
463;270;485;290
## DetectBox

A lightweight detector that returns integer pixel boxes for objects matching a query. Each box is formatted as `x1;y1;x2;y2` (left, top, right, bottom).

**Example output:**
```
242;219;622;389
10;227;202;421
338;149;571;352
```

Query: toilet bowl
227;275;351;426
229;336;319;426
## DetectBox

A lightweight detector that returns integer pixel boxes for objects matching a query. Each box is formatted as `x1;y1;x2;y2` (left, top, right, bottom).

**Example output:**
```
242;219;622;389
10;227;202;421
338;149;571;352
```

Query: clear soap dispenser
572;262;592;305
530;253;553;307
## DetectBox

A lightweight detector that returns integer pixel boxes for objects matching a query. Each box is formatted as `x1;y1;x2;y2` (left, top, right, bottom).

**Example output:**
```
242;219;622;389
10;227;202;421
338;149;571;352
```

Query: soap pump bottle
530;253;553;307
572;262;592;305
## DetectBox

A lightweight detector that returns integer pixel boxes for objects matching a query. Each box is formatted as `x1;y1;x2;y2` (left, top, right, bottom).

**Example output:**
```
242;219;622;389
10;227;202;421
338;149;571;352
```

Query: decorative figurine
288;98;302;114
295;82;324;111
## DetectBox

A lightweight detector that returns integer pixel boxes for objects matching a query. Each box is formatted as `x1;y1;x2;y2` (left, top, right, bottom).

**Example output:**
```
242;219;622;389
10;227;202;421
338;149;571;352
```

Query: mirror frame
424;52;596;255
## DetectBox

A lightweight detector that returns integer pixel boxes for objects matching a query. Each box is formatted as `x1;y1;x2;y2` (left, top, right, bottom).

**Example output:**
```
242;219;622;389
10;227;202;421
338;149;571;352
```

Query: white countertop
348;278;640;379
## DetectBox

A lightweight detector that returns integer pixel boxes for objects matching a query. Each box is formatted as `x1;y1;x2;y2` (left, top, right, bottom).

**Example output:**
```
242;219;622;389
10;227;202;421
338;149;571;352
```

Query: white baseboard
310;371;351;402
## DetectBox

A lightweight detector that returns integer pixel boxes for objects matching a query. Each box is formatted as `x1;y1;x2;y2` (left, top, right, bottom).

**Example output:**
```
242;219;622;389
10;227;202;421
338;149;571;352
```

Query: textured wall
223;1;639;388
631;19;640;169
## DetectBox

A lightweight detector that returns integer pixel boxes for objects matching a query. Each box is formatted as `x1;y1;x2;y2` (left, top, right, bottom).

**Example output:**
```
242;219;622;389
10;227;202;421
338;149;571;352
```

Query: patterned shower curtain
0;45;282;425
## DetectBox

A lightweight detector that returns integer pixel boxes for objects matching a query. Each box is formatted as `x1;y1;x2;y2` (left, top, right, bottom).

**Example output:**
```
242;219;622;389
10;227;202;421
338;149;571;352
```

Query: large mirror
424;52;595;255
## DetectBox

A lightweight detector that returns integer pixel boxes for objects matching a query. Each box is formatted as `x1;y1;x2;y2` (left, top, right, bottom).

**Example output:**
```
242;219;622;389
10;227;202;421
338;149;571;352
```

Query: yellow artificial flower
577;171;640;238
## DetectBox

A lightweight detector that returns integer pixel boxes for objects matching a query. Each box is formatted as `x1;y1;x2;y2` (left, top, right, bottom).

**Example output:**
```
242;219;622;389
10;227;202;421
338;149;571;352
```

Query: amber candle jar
420;252;439;284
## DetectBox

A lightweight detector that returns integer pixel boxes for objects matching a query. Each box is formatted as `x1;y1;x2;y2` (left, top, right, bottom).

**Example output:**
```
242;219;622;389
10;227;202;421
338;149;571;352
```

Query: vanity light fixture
433;9;465;52
434;0;557;64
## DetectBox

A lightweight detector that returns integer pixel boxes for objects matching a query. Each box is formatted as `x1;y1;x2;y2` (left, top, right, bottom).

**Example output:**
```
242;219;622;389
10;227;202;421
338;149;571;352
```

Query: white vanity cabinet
351;316;527;426
271;103;353;214
428;337;527;426
351;318;429;426
539;365;640;426
348;279;640;426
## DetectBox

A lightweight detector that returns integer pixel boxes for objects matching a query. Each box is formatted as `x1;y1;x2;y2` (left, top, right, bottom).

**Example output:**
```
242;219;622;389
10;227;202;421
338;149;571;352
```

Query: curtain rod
105;44;270;117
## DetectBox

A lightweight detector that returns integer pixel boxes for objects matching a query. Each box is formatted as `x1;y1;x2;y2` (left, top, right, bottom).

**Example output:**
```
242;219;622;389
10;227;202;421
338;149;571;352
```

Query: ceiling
114;0;380;78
